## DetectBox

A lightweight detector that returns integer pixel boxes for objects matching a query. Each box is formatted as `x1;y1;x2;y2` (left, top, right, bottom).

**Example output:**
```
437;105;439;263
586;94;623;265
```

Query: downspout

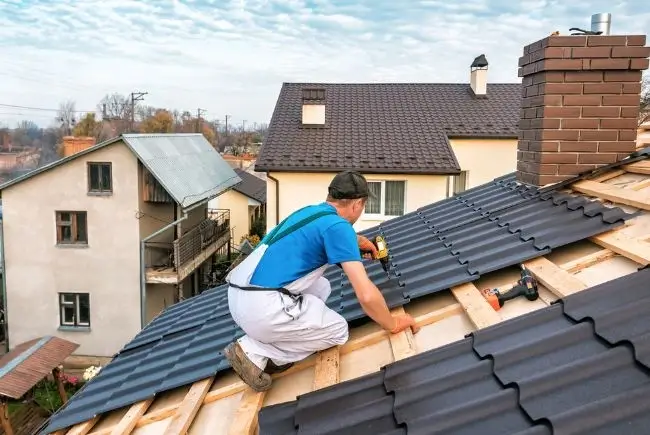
0;218;8;352
267;172;280;226
139;194;226;328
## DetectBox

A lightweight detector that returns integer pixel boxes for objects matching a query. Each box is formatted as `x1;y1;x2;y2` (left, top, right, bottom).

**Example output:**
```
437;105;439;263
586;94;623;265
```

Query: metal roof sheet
40;173;633;434
121;134;241;209
258;267;650;434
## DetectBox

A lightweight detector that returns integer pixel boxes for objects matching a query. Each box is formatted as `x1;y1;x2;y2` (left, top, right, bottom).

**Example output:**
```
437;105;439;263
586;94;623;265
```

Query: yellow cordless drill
361;235;391;279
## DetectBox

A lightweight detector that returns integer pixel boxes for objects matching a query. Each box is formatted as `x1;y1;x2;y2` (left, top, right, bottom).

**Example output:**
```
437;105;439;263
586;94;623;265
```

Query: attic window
302;88;326;101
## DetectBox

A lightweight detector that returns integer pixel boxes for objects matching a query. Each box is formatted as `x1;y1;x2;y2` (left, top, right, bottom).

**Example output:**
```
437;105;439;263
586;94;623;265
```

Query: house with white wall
255;55;522;231
0;133;241;358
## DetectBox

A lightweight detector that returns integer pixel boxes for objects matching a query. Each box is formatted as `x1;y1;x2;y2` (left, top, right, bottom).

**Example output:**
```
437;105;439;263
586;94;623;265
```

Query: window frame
58;292;90;328
363;180;406;219
87;162;113;195
55;211;88;245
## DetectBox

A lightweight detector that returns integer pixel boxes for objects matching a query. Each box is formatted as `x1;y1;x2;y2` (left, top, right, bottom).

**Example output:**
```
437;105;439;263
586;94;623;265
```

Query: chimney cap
471;54;488;69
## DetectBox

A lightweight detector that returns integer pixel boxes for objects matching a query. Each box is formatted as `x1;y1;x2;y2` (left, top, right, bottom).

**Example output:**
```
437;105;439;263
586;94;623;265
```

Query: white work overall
225;211;349;368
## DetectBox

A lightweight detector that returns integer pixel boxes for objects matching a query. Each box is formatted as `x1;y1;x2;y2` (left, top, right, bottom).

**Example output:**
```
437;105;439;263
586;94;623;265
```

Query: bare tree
56;100;76;135
97;93;131;135
640;74;650;126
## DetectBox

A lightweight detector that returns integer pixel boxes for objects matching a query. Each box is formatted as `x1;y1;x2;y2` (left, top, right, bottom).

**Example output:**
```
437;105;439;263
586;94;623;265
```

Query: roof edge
254;166;461;175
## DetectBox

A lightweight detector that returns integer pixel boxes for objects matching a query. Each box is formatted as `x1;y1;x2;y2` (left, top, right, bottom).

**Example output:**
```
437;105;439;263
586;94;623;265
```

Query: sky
0;0;648;129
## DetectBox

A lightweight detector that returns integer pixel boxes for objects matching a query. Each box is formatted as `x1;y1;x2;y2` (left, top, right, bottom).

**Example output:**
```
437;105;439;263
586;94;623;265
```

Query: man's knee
329;316;349;345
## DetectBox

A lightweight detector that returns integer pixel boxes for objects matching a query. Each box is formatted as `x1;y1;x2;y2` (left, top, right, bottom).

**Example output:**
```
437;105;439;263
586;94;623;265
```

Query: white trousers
228;276;349;367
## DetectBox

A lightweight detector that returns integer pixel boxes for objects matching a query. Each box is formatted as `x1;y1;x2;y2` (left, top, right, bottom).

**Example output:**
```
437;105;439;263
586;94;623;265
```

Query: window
452;171;468;195
88;162;112;194
56;211;88;245
59;293;90;327
302;88;326;100
364;181;405;217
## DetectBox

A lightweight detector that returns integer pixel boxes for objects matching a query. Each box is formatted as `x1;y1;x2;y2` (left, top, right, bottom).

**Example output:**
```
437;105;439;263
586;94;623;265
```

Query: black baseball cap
328;170;376;200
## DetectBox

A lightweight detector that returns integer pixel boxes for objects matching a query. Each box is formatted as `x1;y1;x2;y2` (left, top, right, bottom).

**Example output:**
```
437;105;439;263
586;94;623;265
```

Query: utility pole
130;91;147;132
196;108;206;133
224;114;230;136
242;120;247;132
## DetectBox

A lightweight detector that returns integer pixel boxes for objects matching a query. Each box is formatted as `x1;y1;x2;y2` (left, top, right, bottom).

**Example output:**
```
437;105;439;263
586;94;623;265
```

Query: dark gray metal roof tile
258;401;298;435
41;173;637;433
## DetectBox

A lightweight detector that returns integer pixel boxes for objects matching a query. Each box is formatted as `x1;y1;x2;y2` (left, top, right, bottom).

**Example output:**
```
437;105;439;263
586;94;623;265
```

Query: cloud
0;0;648;128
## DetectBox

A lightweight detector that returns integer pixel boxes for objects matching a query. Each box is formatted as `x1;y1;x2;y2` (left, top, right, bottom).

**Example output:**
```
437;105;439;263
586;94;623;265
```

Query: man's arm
341;261;419;334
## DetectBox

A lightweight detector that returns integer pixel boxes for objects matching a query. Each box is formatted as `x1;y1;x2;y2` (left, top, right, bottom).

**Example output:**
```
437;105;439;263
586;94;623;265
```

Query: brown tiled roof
255;82;522;174
232;168;266;203
0;336;79;399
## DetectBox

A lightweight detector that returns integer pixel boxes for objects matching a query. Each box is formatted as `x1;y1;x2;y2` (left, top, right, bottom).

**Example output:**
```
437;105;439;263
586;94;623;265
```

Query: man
224;170;419;392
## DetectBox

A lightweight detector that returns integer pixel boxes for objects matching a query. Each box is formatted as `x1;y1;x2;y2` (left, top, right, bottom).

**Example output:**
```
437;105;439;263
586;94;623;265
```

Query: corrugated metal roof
0;336;79;399
258;267;650;434
121;134;241;209
40;172;634;434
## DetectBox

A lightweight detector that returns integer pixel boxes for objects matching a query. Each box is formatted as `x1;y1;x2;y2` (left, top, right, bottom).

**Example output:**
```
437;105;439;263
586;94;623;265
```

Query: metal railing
173;209;230;268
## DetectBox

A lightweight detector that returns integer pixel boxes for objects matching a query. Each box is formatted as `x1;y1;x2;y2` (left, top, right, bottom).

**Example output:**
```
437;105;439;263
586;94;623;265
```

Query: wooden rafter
623;160;650;175
572;180;650;210
109;399;153;435
163;377;214;435
388;307;417;361
450;282;501;329
591;230;650;266
312;346;340;390
524;257;588;298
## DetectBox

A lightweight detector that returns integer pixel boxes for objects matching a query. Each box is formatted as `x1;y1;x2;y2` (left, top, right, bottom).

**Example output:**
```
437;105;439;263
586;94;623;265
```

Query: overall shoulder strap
266;209;337;246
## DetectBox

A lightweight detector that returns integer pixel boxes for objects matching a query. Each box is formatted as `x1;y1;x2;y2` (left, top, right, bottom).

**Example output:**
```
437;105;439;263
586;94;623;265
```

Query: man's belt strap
228;281;297;298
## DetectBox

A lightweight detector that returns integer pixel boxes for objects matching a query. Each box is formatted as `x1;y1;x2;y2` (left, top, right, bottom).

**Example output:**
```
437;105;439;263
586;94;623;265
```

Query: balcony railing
145;209;231;283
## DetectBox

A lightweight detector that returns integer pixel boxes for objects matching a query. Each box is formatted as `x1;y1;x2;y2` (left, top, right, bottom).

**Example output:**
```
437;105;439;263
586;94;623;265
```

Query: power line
0;103;96;113
197;108;206;133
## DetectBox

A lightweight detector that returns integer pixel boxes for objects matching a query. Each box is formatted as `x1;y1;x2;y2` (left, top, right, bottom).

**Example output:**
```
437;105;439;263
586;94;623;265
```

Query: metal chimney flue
591;13;611;35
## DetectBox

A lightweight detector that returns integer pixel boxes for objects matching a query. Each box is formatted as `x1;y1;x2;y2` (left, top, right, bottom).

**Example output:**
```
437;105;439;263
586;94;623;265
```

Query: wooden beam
387;307;417;361
228;389;266;435
572;180;650;210
163;377;214;435
450;282;501;329
623;160;650;175
560;249;617;273
52;368;68;405
67;417;100;435
110;399;153;435
591;169;626;182
591;230;650;266
77;303;465;435
312;346;340;390
524;257;588;298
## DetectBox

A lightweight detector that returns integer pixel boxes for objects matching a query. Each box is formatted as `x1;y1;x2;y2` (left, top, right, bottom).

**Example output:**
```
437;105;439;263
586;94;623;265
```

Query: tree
73;113;98;137
640;74;650;126
97;93;131;135
139;109;175;133
56;100;76;135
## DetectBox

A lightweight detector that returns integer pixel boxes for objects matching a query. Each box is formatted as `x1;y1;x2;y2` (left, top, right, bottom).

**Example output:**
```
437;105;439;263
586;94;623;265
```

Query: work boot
224;342;272;392
264;360;294;374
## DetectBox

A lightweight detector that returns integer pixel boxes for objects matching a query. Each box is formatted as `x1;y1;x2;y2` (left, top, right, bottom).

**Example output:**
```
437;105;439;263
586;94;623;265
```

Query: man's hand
357;235;378;260
389;313;420;334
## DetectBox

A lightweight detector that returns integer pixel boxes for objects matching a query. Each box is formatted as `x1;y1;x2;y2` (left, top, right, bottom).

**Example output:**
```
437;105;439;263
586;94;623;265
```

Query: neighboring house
0;133;241;358
255;57;521;231
38;30;650;435
208;168;267;246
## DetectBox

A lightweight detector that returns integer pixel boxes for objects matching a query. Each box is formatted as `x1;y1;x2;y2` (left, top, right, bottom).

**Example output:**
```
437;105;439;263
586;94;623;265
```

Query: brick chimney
62;136;96;157
516;34;650;186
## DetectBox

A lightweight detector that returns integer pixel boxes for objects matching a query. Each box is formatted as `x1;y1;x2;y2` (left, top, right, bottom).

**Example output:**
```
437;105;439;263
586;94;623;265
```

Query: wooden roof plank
560;249;617;273
312;347;340;390
450;282;502;329
524;257;588;298
162;377;213;435
388;307;418;361
590;230;650;266
228;389;266;435
109;398;153;435
572;179;650;210
66;417;99;435
623;160;650;175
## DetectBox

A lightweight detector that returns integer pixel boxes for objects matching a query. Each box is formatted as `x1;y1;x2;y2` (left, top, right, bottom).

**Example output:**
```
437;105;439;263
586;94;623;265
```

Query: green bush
250;214;266;238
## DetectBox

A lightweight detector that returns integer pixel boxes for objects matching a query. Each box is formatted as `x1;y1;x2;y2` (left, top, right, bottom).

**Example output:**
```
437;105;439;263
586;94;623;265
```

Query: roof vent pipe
591;13;611;35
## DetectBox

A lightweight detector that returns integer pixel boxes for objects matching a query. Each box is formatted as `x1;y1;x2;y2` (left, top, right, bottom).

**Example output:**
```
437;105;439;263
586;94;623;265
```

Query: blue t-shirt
249;202;362;288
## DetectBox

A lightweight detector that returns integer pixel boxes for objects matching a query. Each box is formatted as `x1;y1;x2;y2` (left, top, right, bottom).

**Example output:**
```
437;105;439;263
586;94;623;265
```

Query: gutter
0;218;7;352
266;172;280;226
